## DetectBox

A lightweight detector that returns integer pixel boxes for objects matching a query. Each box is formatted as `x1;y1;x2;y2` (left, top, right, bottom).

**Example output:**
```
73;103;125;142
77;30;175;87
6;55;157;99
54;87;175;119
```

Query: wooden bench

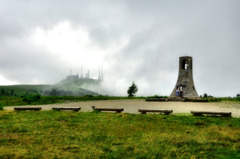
139;109;173;115
14;107;42;111
92;106;124;113
52;107;81;112
191;111;231;117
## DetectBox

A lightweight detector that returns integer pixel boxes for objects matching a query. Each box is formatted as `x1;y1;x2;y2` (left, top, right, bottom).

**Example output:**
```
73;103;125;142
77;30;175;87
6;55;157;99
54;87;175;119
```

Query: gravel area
4;99;240;117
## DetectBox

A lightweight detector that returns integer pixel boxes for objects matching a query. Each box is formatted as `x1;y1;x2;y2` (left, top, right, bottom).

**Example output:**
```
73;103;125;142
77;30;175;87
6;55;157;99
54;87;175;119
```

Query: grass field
1;111;240;158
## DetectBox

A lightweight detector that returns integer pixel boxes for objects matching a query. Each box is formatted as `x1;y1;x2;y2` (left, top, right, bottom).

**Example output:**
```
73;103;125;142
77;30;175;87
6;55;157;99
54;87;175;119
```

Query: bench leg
222;114;231;117
193;113;203;116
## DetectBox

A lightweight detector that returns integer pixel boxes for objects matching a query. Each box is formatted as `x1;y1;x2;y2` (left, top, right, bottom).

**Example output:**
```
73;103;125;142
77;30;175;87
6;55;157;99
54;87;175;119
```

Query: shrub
183;98;208;102
147;95;168;98
22;94;41;104
207;98;221;102
84;95;94;98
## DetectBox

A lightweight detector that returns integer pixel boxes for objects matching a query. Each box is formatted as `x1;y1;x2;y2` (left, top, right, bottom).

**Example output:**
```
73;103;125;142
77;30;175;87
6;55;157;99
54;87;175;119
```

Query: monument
170;56;199;98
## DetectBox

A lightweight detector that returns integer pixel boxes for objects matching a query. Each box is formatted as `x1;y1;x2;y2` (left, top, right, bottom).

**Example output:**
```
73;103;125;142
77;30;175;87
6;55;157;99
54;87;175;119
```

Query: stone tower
170;56;199;98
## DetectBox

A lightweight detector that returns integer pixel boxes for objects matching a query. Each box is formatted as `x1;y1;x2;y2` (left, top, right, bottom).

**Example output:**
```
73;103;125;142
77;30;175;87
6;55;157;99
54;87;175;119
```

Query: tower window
182;60;188;70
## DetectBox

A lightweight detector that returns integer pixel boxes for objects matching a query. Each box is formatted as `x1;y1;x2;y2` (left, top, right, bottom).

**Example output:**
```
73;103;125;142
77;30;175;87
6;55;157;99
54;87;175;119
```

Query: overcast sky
0;0;240;97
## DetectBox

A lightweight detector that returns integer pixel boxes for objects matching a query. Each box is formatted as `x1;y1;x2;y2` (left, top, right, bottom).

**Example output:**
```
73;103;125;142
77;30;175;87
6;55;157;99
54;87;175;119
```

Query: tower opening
182;59;188;70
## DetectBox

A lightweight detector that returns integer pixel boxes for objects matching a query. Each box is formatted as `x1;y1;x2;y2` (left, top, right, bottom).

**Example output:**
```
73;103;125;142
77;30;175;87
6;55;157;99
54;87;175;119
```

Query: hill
0;85;49;96
0;75;102;97
42;75;102;96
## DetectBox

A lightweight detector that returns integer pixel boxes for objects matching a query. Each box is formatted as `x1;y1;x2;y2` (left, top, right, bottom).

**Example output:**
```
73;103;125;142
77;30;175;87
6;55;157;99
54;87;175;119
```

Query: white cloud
32;21;103;66
0;0;240;97
0;75;19;85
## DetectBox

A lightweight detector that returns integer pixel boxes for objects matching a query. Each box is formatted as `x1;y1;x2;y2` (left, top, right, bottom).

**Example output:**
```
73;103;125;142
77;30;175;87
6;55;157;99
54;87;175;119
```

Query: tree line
0;88;16;96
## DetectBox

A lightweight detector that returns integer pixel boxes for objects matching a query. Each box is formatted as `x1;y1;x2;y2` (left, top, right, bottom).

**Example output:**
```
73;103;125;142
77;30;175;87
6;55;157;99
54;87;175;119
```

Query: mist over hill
42;73;103;96
0;73;104;97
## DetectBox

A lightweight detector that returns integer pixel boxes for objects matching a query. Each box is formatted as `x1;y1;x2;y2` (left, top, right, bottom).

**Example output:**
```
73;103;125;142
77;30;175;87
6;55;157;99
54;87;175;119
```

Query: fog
0;0;240;97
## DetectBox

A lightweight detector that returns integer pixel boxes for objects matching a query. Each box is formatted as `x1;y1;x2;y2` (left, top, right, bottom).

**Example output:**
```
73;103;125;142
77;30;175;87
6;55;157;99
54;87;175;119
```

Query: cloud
0;0;240;97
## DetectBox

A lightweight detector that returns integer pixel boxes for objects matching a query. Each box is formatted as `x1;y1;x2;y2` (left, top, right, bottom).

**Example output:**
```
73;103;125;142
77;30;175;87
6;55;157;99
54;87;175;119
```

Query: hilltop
42;73;102;96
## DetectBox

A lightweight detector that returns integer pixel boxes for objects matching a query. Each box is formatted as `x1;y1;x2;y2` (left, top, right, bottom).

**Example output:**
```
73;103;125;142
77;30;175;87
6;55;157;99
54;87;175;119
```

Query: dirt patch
4;100;240;117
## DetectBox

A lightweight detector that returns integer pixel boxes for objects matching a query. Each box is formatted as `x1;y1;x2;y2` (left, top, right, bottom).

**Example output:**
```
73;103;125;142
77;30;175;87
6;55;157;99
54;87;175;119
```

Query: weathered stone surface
170;56;199;98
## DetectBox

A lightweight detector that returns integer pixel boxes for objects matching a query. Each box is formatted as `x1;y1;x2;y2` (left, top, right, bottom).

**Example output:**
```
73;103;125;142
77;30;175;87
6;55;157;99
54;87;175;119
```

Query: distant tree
203;93;208;98
1;88;5;96
5;91;9;96
50;89;58;96
10;89;14;96
237;94;240;98
127;81;138;97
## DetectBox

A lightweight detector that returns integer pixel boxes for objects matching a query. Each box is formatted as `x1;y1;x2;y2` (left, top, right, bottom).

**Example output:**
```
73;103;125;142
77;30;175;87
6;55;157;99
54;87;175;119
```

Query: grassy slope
0;84;100;97
0;85;49;96
0;111;240;158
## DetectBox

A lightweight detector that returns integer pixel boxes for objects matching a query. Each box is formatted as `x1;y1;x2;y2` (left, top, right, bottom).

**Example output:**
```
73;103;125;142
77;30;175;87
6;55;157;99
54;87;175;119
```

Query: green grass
0;111;240;158
201;97;240;102
0;102;3;110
